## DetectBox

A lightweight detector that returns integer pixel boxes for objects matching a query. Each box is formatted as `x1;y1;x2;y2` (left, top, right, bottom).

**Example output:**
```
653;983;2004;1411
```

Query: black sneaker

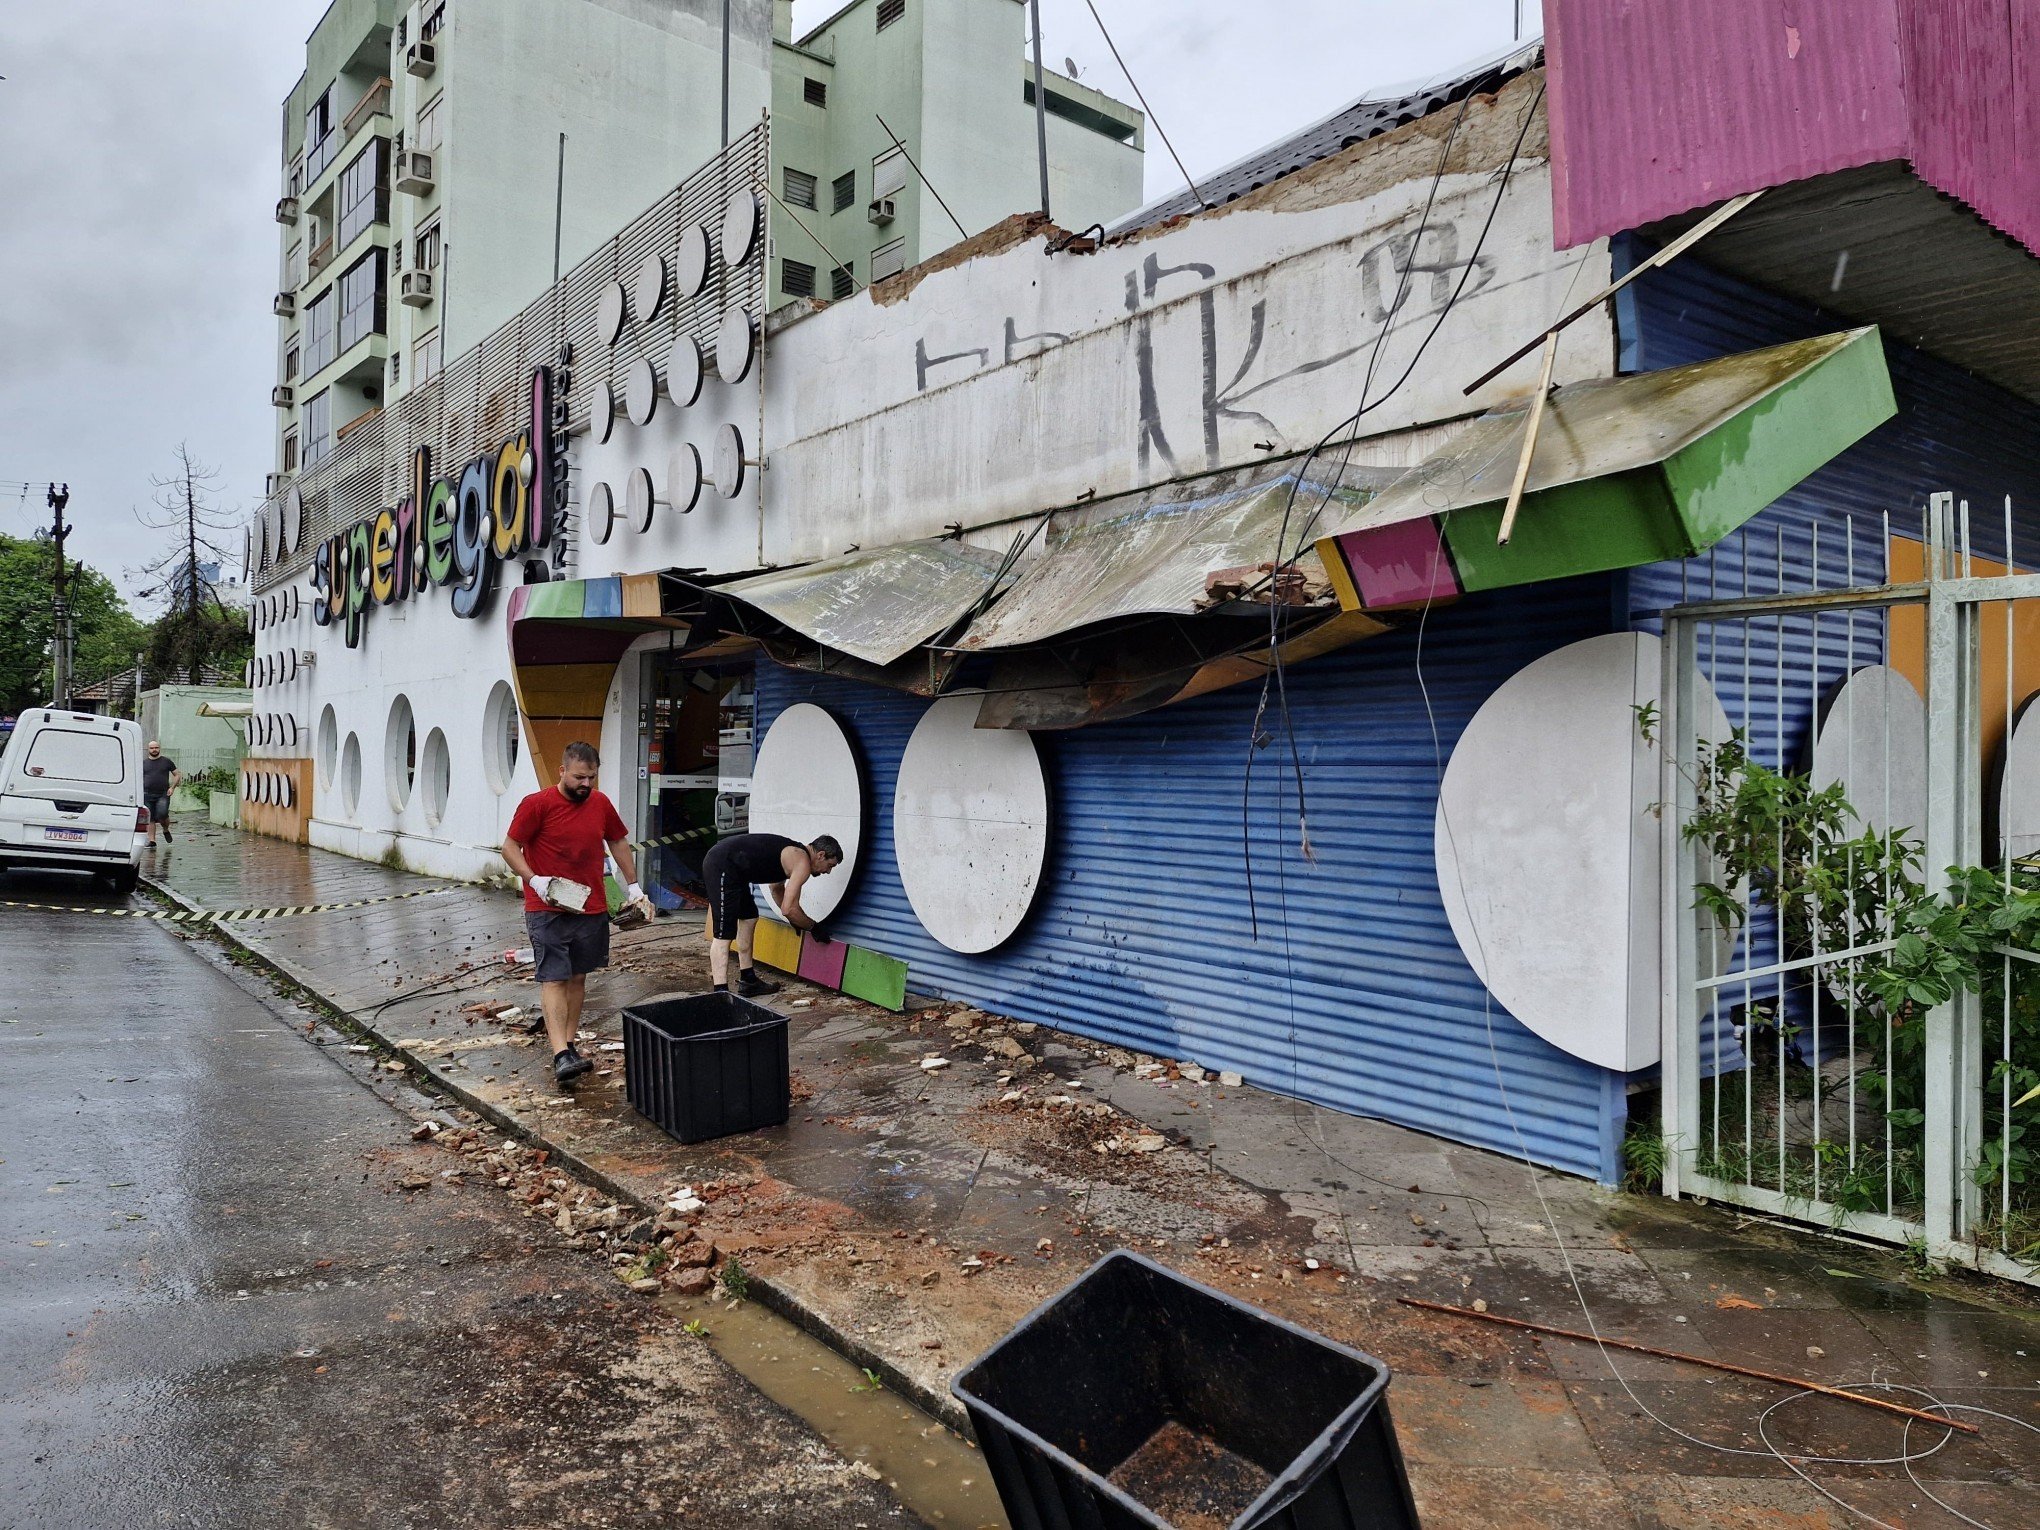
553;1045;593;1085
162;826;173;844
736;970;779;997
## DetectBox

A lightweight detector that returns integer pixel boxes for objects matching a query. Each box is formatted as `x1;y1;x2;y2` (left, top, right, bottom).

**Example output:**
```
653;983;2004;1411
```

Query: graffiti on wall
311;368;564;647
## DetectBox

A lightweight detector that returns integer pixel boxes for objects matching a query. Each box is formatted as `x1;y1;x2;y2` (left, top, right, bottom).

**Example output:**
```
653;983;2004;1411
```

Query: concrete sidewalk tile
1637;1244;1849;1311
1389;1373;1602;1471
1622;1475;1846;1527
1406;1465;1630;1528
1851;1307;2040;1391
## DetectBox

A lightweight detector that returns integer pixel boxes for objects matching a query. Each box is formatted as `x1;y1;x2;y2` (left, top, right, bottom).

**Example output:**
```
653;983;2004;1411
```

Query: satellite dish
670;443;703;515
713;422;746;500
624;355;658;426
1064;57;1081;78
633;251;667;322
676;224;711;299
715;307;755;384
666;333;704;407
720;187;761;268
597;280;627;345
587;481;616;545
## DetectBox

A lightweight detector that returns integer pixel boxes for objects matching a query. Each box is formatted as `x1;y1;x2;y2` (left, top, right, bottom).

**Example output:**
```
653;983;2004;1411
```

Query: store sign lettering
312;367;560;647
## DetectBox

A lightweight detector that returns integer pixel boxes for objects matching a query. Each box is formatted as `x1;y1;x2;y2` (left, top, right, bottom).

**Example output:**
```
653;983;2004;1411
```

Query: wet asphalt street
0;867;918;1530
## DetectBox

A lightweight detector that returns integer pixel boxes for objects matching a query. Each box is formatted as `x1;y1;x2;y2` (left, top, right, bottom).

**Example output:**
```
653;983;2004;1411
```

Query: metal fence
1659;493;2040;1284
252;119;769;592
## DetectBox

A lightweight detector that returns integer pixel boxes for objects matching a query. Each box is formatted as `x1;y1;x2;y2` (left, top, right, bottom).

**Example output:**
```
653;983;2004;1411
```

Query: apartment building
767;0;1144;307
270;0;771;487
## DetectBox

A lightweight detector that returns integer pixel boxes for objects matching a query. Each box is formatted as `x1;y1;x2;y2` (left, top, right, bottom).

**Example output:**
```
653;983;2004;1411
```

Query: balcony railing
341;78;393;140
306;235;336;277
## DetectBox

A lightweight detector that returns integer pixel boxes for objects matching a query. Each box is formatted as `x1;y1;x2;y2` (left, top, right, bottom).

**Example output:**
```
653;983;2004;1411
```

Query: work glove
626;881;654;918
808;925;831;945
528;875;555;905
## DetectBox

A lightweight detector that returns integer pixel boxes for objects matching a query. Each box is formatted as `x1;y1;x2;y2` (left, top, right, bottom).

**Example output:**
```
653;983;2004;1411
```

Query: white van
0;710;148;896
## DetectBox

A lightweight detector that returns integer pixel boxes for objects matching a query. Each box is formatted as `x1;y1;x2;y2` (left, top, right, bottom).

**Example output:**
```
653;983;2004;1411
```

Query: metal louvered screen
254;120;768;590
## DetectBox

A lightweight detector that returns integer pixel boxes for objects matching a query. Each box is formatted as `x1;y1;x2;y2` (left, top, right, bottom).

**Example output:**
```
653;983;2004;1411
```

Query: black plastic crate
952;1250;1420;1530
622;992;790;1144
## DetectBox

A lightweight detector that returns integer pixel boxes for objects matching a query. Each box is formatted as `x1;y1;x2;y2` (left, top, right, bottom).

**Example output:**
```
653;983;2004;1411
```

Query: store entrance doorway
636;650;754;912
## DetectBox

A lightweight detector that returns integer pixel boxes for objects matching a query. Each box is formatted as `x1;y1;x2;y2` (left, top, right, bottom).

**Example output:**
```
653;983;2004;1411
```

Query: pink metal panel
1901;2;2040;252
797;933;848;989
1331;519;1462;611
1547;0;1909;248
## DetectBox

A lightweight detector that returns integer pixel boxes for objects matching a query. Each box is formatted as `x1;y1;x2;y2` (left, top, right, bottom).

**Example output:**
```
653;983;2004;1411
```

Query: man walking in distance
141;741;180;848
501;741;653;1086
701;832;842;996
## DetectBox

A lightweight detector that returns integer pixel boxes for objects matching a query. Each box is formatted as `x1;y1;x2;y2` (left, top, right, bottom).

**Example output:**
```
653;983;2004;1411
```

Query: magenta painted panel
798;934;848;989
1547;0;1909;247
1547;1;2038;258
1334;519;1461;610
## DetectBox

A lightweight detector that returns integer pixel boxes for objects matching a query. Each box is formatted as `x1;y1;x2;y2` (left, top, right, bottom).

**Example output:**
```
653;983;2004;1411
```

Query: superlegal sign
312;368;561;646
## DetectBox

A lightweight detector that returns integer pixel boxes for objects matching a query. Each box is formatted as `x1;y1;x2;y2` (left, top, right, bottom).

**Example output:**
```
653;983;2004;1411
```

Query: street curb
138;869;972;1433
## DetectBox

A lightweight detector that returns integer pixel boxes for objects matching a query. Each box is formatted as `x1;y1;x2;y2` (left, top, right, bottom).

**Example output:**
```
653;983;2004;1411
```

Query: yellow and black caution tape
629;824;719;854
0;885;456;923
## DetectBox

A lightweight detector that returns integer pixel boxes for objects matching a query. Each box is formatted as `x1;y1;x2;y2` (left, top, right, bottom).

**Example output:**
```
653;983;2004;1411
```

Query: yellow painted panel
513;662;620;715
1887;537;2040;770
621;572;663;620
752;917;803;972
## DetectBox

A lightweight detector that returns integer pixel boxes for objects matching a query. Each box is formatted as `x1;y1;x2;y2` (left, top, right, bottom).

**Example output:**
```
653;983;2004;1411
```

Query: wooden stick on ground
1397;1297;1979;1435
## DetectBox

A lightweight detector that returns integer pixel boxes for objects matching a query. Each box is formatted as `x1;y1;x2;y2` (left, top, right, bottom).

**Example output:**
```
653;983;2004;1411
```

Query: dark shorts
701;845;760;940
146;795;170;824
526;909;610;983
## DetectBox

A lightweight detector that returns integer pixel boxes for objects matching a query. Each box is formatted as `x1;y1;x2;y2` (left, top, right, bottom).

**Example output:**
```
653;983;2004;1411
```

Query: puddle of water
670;1296;1010;1530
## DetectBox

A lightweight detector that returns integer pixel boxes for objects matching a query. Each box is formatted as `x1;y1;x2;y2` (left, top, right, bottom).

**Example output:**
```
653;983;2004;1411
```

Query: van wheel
106;867;139;898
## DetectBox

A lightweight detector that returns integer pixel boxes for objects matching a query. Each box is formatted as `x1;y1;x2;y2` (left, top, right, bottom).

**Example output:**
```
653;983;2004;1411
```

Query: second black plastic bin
622;992;790;1144
951;1250;1420;1530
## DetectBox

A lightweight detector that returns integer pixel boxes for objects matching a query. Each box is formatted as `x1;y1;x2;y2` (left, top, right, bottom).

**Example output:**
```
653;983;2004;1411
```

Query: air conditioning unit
272;290;296;317
394;150;436;196
275;196;300;225
271;386;295;408
406;40;437;78
867;196;897;225
399;268;435;307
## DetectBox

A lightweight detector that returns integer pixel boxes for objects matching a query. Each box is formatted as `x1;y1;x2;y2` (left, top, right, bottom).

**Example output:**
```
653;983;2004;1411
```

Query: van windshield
22;728;126;784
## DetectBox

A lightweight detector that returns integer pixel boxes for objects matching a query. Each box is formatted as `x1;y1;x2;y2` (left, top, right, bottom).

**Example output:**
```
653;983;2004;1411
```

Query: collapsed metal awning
1313;327;1897;612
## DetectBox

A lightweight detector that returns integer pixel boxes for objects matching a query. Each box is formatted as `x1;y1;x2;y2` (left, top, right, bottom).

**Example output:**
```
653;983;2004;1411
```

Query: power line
1079;0;1208;212
875;113;968;243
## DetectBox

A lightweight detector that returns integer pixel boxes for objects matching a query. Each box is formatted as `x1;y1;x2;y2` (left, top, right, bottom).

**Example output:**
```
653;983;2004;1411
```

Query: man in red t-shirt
502;740;651;1085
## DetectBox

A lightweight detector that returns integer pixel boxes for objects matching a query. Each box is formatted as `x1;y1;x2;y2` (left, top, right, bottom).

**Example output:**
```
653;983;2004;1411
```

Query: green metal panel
521;580;588;620
841;944;908;1011
1441;471;1687;592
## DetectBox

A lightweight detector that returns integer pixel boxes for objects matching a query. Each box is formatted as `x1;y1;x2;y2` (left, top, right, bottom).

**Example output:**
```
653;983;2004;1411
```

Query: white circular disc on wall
633;251;667;322
670;443;703;514
894;693;1050;954
1807;665;1928;840
257;508;273;570
587;481;616;545
1435;632;1733;1073
713;422;746;500
715;307;755;383
2000;699;2040;862
242;527;253;582
750;703;864;925
625;466;657;534
281;483;303;554
720;187;761;267
597;280;627;345
250;715;265;747
624;355;658;426
587;381;616;444
677;224;711;298
666;333;703;406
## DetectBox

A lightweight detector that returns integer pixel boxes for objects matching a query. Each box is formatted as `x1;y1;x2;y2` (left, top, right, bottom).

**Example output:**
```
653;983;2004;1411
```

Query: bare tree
132;445;244;684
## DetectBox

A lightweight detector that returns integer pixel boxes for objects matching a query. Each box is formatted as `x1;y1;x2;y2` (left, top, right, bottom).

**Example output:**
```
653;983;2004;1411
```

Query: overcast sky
0;0;1539;615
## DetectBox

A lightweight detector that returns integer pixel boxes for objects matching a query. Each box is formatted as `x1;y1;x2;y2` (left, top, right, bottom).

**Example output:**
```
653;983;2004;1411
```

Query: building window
781;259;816;299
414;219;441;271
873;146;907;199
338;249;387;352
305;390;332;467
831;265;854;299
303;289;336;375
414;92;443;154
283;339;300;381
337;140;388;249
286;240;304;287
871;237;906;281
803;77;827;108
282;429;299;473
877;0;904;32
832;170;855;213
421;2;447;40
783;168;817;210
413;328;441;384
306;87;332;148
289;156;305;197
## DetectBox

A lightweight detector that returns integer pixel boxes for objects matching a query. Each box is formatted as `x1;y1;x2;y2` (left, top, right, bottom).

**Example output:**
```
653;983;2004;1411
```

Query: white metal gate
1659;494;2040;1284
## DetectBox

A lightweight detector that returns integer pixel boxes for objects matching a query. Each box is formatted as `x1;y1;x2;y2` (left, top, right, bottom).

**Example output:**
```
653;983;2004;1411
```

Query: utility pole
183;467;201;684
45;483;72;707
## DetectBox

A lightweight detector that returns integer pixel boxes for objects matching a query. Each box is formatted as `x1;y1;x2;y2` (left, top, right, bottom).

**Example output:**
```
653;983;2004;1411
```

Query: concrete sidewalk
142;822;2040;1528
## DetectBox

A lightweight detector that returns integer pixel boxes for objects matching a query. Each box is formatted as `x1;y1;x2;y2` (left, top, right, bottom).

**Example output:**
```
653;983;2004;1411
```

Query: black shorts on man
700;832;800;940
525;908;610;982
146;795;170;824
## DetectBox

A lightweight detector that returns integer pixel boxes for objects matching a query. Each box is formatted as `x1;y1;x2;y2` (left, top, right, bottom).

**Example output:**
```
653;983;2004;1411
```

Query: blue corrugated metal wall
758;574;1631;1182
1618;242;2040;1060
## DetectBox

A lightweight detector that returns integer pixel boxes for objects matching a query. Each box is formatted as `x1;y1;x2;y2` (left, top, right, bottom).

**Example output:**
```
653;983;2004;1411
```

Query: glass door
636;651;754;911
